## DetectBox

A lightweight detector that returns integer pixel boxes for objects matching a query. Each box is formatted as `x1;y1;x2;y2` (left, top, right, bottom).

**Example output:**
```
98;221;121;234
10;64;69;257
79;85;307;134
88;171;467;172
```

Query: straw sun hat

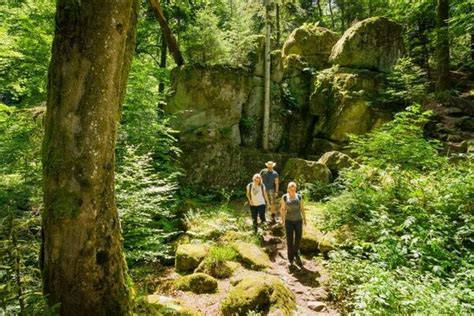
265;161;276;167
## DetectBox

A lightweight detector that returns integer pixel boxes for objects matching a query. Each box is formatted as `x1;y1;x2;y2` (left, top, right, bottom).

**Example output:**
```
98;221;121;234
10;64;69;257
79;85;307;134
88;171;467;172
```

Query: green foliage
324;106;474;314
379;57;429;106
116;145;181;266
0;107;47;314
182;6;228;65
349;104;445;170
0;0;54;107
205;245;238;263
329;254;473;315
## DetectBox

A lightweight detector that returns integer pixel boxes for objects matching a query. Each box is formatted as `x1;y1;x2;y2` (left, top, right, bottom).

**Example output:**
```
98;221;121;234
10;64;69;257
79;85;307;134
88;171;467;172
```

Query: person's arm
274;176;279;196
263;185;270;206
279;197;286;225
301;198;307;226
246;185;253;206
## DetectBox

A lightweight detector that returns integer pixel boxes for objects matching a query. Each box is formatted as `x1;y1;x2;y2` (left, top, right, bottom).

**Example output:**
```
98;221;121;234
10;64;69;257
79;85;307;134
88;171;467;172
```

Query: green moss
174;273;218;294
232;242;272;270
220;275;296;316
47;187;82;219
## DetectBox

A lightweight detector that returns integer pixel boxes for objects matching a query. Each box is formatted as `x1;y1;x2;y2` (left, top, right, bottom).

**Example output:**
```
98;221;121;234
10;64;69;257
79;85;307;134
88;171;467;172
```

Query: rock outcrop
330;17;404;72
283;24;340;71
165;17;406;190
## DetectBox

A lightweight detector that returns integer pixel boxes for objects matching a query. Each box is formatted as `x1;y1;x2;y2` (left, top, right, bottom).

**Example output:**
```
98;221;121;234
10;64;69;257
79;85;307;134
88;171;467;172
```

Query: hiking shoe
295;255;303;267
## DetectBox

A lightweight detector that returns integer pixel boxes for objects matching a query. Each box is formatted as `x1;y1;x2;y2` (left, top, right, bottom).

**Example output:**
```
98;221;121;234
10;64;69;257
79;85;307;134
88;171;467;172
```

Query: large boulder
165;65;252;145
220;275;296;316
281;158;332;188
175;244;209;274
283;24;340;72
175;273;218;294
310;66;393;150
232;242;272;270
317;151;355;176
330;17;404;72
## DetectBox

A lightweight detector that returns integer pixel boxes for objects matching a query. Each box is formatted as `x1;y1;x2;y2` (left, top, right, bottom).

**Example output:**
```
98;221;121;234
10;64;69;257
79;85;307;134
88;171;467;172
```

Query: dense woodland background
0;0;473;314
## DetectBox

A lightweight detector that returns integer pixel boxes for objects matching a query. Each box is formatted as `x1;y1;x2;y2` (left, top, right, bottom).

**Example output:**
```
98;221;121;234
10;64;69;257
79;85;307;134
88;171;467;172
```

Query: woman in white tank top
246;173;269;233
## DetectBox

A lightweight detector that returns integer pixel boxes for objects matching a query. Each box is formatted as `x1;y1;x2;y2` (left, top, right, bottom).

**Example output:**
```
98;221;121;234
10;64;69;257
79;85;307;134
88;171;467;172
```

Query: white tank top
247;182;266;206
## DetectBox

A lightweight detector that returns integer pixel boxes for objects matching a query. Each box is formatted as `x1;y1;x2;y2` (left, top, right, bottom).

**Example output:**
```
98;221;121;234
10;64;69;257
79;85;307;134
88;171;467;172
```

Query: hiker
280;181;307;267
246;173;270;233
260;161;279;223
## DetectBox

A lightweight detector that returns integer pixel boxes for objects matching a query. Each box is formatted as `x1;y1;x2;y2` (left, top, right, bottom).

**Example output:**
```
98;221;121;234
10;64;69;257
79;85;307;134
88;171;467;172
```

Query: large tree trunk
148;0;184;66
262;0;271;150
41;0;138;314
436;0;450;91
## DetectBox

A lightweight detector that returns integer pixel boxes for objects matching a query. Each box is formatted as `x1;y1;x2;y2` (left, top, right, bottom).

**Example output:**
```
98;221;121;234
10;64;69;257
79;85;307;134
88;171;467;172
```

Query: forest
0;0;473;315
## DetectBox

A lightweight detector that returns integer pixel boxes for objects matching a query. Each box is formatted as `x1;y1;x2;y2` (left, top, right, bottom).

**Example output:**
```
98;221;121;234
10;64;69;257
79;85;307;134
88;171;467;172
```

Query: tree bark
148;0;184;66
41;1;138;314
436;0;450;91
262;0;271;150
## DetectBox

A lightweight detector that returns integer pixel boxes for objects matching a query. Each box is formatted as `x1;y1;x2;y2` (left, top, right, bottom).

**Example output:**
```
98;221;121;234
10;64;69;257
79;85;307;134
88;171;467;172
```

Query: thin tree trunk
471;32;474;62
436;0;450;91
263;0;271;150
159;31;167;93
276;4;281;46
148;0;184;66
41;0;138;314
316;0;323;23
329;0;336;30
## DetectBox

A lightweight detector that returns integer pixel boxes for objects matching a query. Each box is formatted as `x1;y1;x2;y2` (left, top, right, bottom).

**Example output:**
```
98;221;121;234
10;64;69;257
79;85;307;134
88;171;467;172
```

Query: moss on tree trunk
41;0;138;314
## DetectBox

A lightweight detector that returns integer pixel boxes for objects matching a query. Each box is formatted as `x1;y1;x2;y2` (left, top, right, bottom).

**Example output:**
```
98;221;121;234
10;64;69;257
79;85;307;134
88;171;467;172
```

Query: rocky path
257;223;338;315
148;202;339;315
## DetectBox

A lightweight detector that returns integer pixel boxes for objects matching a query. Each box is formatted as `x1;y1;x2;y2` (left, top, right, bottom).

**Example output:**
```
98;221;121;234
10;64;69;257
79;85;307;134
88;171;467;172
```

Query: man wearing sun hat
260;161;279;223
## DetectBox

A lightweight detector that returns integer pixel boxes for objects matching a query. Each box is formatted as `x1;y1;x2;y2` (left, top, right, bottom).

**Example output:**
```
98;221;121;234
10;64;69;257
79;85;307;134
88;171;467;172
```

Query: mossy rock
175;244;209;274
146;294;202;316
232;242;272;270
317;151;355;176
282;24;340;71
330;17;404;72
300;228;320;256
220;275;296;316
174;272;218;294
281;158;332;189
317;233;336;256
195;260;241;279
